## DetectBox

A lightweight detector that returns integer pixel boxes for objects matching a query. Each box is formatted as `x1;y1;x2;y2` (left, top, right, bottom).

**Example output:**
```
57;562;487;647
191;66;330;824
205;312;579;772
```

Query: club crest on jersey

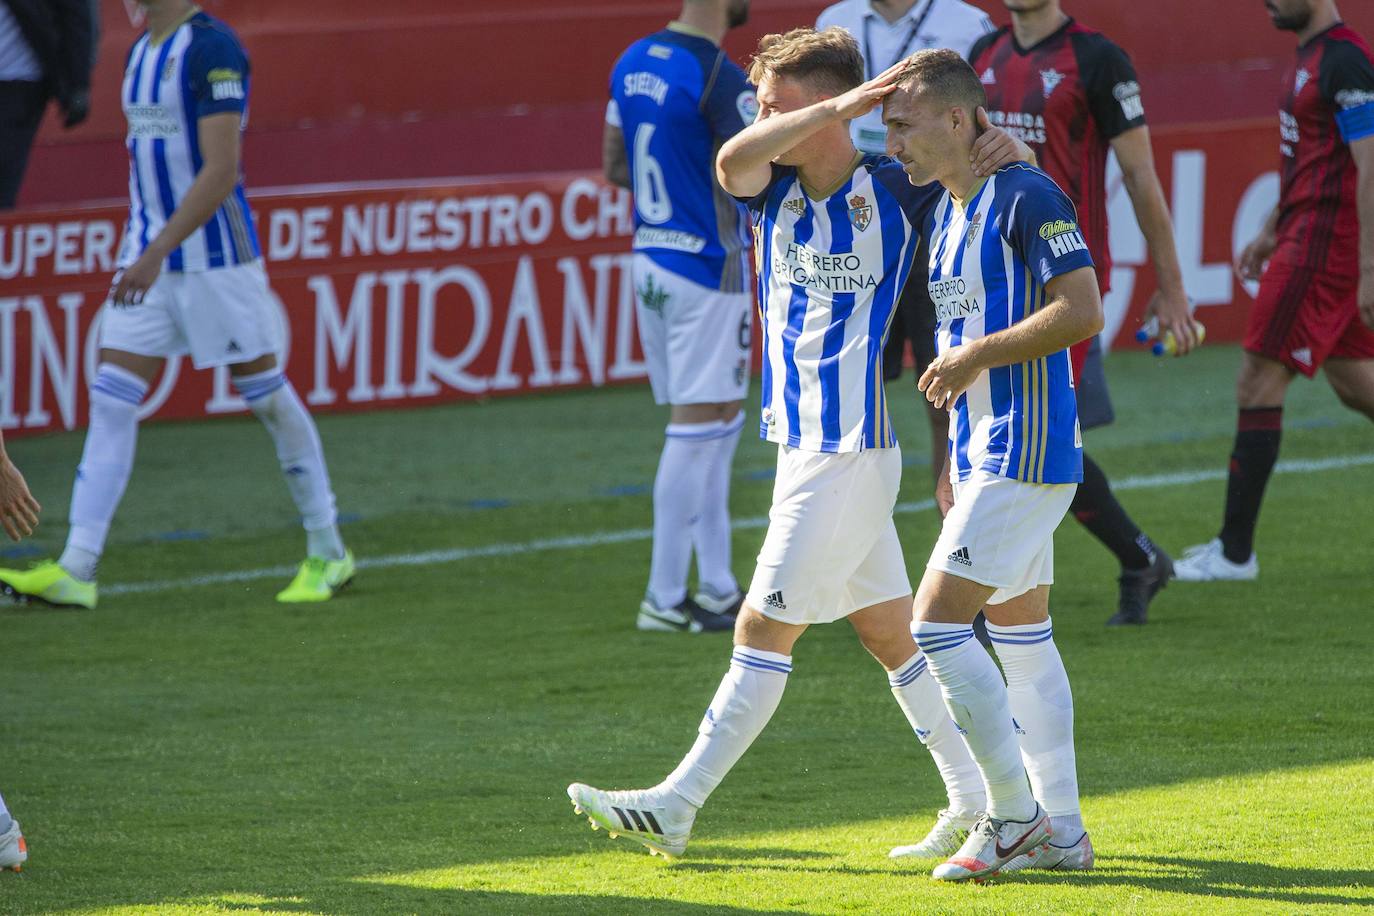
162;55;178;80
783;197;806;217
1295;68;1311;95
964;212;982;249
847;194;872;231
1040;68;1065;99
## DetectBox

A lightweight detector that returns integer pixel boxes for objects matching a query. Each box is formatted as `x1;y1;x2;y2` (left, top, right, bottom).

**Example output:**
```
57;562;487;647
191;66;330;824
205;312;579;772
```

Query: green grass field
3;344;1372;915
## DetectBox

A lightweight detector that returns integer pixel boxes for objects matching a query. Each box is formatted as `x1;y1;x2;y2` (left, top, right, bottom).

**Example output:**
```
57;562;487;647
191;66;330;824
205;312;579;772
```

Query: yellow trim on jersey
1036;357;1050;483
149;6;201;46
802;151;864;202
952;177;988;211
1018;361;1031;481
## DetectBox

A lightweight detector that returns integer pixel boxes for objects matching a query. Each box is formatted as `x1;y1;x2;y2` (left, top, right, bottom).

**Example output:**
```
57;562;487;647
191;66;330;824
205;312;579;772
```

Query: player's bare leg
228;353;353;602
569;605;803;857
1177;352;1294;581
848;595;987;859
912;572;1050;881
640;399;742;632
1323;357;1374;420
982;587;1092;873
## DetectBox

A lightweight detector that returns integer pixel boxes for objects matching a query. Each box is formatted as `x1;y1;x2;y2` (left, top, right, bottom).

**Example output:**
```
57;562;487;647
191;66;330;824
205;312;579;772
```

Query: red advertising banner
3;119;1285;437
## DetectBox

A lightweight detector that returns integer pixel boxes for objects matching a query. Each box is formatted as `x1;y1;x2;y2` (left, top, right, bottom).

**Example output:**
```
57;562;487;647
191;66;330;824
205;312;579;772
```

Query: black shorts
883;236;937;382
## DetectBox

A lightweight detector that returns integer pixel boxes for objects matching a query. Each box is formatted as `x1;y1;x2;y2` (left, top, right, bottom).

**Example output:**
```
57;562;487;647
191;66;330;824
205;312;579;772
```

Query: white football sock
0;790;11;833
235;371;345;560
693;412;744;599
987;617;1081;833
61;365;147;582
888;653;986;814
647;422;715;608
913;621;1036;821
659;647;791;810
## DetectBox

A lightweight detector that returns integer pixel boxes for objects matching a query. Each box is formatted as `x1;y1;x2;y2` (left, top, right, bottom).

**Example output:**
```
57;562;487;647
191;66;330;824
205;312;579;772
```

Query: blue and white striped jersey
118;11;261;273
608;23;756;292
746;155;937;452
927;163;1093;485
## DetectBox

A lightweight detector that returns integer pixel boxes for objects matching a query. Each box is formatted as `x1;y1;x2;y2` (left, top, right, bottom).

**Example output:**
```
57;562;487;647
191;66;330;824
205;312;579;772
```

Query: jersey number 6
632;124;673;225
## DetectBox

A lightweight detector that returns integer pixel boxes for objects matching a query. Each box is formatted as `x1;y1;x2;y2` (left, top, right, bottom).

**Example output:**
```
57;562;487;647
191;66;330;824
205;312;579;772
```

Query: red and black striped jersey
1274;23;1374;274
969;19;1145;292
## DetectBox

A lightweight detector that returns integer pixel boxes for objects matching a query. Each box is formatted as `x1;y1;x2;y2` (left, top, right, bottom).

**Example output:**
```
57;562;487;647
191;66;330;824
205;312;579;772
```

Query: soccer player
604;0;759;634
1175;0;1374;581
968;0;1198;625
0;0;353;610
886;49;1103;880
0;427;37;871
817;0;996;492
567;28;1034;863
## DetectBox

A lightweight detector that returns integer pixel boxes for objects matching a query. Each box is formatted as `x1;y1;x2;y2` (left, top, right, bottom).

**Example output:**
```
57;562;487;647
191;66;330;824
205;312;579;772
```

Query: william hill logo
1039;219;1077;240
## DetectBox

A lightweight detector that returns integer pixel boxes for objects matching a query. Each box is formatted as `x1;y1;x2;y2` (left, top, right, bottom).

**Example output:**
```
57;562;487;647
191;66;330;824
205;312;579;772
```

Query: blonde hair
893;48;986;113
747;27;864;96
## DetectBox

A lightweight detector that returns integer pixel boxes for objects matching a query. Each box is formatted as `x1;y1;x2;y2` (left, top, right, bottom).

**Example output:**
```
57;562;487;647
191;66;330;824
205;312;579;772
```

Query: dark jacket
2;0;96;106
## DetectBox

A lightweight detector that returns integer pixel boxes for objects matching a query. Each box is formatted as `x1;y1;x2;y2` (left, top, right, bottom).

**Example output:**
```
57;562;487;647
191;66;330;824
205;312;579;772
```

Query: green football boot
0;560;97;610
276;551;355;603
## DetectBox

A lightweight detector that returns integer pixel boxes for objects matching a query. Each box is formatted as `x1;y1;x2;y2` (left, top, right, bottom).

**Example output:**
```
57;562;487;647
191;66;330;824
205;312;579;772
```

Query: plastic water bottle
1136;316;1206;356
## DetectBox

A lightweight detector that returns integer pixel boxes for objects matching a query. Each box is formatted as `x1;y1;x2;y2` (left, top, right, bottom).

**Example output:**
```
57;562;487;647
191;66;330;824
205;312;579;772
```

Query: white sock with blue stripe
647;422;717;608
913;621;1037;821
692;412;745;599
986;617;1083;842
233;370;344;560
660;646;792;810
61;365;148;582
888;653;985;815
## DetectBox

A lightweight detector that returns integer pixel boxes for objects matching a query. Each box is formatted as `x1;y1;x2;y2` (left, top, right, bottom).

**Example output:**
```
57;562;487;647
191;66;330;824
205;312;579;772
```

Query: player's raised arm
716;61;904;198
0;431;41;542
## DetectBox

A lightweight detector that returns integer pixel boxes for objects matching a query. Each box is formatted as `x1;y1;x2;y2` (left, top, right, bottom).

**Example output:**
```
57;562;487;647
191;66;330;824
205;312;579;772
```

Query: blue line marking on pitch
0;545;44;559
467;499;513;510
601;484;652;497
153;530;211;542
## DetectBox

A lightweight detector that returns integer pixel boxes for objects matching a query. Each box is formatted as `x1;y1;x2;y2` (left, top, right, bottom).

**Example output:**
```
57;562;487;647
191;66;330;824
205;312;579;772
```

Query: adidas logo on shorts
763;590;787;610
948;546;973;567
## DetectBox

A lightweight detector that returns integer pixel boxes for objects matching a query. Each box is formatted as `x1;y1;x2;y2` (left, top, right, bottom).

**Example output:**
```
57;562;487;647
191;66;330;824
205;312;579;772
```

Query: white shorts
746;445;911;625
633;253;751;406
99;260;283;369
928;469;1077;605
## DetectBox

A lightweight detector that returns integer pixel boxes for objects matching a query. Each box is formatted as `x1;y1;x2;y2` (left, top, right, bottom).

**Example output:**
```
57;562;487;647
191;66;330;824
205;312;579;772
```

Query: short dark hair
893;48;986;114
748;27;864;96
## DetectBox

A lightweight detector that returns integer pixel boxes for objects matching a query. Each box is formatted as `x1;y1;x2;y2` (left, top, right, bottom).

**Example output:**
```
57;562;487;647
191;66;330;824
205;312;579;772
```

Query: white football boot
567;783;696;859
0;819;27;872
999;830;1094;873
888;808;981;859
1173;539;1259;581
931;804;1051;882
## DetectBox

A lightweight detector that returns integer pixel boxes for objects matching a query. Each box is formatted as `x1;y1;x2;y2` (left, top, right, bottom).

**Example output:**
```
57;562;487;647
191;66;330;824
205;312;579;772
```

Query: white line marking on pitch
102;452;1374;597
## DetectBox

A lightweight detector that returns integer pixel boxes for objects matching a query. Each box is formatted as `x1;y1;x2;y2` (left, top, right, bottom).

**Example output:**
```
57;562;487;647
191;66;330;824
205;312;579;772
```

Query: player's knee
733;605;801;654
88;363;149;413
1235;356;1290;408
1331;379;1374;418
858;628;916;670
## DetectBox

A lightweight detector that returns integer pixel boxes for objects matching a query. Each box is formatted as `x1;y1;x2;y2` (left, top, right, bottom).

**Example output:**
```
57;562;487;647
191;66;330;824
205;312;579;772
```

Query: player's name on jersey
771;242;878;292
985;109;1048;144
622;70;670;105
930;276;983;321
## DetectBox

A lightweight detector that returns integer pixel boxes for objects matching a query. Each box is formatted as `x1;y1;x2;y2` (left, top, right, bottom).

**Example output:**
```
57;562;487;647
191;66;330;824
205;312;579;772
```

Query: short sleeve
703;56;758;141
187;28;249;117
1004;170;1095;285
1080;37;1145;140
1321;40;1374;143
605;98;621;128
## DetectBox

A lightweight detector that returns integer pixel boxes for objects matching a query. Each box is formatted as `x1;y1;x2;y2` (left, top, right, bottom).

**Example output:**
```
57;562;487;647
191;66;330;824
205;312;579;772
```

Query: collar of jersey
863;0;929;26
667;21;715;44
1010;14;1073;56
1297;20;1343;50
799;150;865;202
147;5;201;46
951;176;989;211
